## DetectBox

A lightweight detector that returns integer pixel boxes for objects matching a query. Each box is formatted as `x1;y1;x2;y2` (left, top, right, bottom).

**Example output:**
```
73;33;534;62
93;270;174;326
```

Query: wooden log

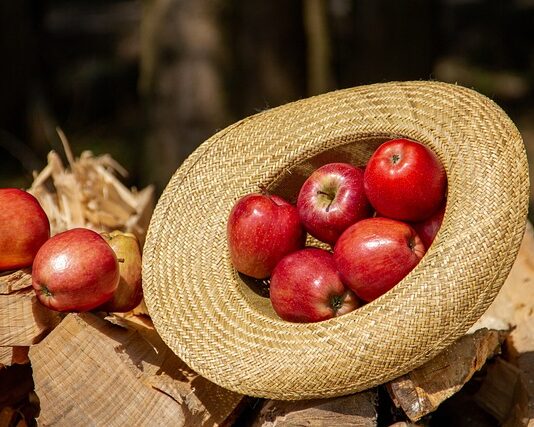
29;312;245;426
470;221;534;422
0;269;32;294
0;268;61;353
0;288;62;347
251;391;377;427
473;358;529;426
387;328;506;422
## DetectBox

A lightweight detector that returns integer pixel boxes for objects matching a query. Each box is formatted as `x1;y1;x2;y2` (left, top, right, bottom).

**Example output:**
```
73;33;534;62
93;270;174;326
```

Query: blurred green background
1;0;534;214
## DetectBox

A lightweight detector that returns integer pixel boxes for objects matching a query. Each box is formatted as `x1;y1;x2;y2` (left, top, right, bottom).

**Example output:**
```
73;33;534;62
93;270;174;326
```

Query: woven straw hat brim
142;81;529;400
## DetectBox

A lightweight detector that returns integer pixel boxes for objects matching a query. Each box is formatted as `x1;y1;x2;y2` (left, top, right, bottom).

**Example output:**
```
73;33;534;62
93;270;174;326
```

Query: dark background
1;0;533;211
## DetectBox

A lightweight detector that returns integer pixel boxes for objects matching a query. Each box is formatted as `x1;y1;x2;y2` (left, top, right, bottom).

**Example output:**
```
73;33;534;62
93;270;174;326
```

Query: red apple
270;248;359;322
32;228;120;312
364;138;447;221
334;217;425;302
411;204;445;250
0;188;50;271
297;163;372;245
98;230;143;313
227;193;305;279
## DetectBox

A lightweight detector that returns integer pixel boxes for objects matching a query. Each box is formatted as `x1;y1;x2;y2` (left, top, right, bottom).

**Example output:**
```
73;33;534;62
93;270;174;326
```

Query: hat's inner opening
235;134;398;321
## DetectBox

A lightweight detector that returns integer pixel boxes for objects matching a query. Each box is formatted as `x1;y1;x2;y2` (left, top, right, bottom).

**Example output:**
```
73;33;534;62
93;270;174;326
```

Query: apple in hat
0;188;50;271
227;193;305;279
364;138;446;222
32;228;120;312
98;230;143;313
270;248;359;322
297;163;372;245
411;204;446;250
334;217;425;302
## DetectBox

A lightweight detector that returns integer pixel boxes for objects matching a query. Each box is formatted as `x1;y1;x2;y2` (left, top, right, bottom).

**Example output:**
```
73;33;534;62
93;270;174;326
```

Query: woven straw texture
142;81;529;400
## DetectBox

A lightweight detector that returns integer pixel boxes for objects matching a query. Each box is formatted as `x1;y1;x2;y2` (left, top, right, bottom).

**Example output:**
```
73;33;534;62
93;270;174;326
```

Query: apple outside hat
142;81;529;400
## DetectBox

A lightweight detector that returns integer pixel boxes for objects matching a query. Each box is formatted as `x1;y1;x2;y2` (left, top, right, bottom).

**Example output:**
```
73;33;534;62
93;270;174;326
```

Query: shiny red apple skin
334;217;425;302
297;163;372;246
364;139;447;222
0;188;50;271
98;231;143;313
227;193;305;279
32;228;120;312
270;248;359;323
411;204;445;250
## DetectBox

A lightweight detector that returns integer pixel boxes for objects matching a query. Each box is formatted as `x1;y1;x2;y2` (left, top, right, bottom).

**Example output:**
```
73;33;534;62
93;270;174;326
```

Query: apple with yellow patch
98;230;143;312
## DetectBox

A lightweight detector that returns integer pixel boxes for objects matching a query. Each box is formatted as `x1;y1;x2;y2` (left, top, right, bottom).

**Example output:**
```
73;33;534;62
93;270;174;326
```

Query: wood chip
252;391;377;427
387;328;506;422
29;313;245;427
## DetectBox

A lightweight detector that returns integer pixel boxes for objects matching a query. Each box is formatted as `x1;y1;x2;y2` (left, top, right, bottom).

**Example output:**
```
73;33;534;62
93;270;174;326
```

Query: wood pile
1;147;533;426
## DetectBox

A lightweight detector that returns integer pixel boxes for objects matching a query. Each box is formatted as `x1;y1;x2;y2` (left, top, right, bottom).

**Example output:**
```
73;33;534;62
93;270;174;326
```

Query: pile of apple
0;189;142;313
227;138;447;323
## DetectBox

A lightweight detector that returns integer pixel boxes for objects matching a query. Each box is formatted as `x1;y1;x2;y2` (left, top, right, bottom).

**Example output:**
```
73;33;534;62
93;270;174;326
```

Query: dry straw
142;81;529;399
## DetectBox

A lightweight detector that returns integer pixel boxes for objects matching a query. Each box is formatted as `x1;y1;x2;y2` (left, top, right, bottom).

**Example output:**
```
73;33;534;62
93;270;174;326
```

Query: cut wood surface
471;220;534;423
0;269;32;294
29;312;245;427
252;391;377;427
387;328;506;422
0;270;43;366
0;284;62;347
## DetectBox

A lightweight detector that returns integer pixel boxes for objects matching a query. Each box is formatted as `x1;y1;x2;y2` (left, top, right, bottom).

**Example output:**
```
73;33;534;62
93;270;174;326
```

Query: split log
252;391;377;427
470;221;534;422
387;328;506;422
473;358;529;426
0;270;37;366
0;270;62;347
0;269;32;294
29;312;245;426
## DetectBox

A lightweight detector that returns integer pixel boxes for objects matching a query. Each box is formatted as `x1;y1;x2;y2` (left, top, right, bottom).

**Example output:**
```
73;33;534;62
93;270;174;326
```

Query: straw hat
142;81;529;400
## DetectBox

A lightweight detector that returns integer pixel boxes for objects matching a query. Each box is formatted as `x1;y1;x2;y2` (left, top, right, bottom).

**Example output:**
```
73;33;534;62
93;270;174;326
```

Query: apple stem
330;294;343;312
40;285;53;297
117;258;125;263
316;191;335;212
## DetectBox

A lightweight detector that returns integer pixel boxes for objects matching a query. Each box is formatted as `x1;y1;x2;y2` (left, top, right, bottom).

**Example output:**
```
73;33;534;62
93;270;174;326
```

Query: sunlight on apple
51;254;69;272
